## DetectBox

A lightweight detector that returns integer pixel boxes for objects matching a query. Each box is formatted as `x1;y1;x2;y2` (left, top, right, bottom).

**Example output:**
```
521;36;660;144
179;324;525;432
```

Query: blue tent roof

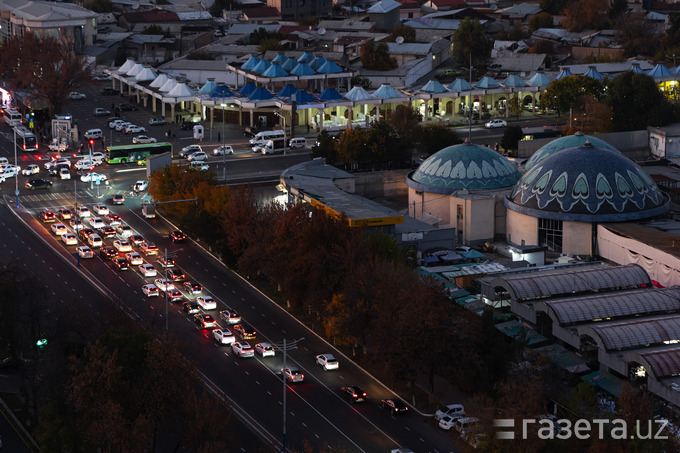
528;72;551;86
373;84;403;99
281;58;297;72
297;52;315;63
199;80;217;94
237;83;256;96
631;64;646;74
501;74;527;88
583;66;604;81
476;76;500;89
290;62;316;76
648;63;673;77
210;85;234;98
317;60;343;74
421;80;447;93
262;62;288;77
448;78;471;91
555;68;573;79
318;88;343;101
345;86;374;101
248;87;274;101
277;84;297;98
310;56;327;70
272;53;288;64
241;55;261;71
252;60;271;74
293;89;316;103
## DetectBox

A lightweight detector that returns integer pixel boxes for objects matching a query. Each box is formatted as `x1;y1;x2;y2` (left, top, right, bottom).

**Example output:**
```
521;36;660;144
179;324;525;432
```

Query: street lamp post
272;337;304;452
163;247;182;331
13;127;18;208
221;102;226;180
274;111;286;155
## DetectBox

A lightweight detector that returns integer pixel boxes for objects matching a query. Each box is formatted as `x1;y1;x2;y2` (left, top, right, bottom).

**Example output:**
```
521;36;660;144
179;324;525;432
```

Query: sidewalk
415;373;470;416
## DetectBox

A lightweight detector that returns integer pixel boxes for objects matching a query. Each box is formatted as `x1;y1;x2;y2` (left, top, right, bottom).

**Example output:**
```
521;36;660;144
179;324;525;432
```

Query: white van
84;129;103;140
261;138;286;155
87;233;103;248
75;159;96;171
289;137;307;149
249;130;285;147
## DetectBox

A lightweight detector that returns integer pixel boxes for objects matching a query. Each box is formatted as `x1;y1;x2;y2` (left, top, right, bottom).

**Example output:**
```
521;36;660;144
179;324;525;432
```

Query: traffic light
88;139;94;147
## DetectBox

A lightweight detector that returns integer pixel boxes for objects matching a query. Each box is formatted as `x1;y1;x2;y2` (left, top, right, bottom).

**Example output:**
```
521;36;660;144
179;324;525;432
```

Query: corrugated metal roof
585;315;680;351
640;347;680;378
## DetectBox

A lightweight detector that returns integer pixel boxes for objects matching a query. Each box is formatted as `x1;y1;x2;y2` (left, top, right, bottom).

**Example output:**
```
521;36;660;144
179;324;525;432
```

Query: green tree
258;37;283;53
541;0;571;14
311;130;340;163
249;28;285;45
500;125;524;153
84;0;112;13
388;104;420;146
508;96;522;118
350;75;372;90
141;24;165;35
539;75;605;116
417;124;463;157
451;18;492;69
606;71;677;131
529;12;554;30
388;24;416;43
360;41;397;70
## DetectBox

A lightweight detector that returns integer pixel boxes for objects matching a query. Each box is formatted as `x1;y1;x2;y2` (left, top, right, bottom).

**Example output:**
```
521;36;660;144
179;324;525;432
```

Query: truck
142;204;156;219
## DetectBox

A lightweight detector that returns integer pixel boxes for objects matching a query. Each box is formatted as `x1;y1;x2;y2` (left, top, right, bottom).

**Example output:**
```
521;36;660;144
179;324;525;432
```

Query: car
233;324;256;340
153;278;175;292
169;230;186;243
118;103;137;111
49;138;68;152
126;252;143;266
282;367;304;383
61;232;77;245
113;258;130;271
438;414;461;431
0;174;5;184
255;342;275;357
81;173;108;183
196;295;216;310
114;122;131;132
149;117;167;126
77;206;91;218
142;284;160;297
77;246;94;258
40;209;56;223
444;68;462;77
69;92;86;100
140;241;159;255
182;301;200;314
157;256;175;268
89;217;105;229
112;194;125;205
484;119;507;129
187;151;207;162
93;204;109;215
78;228;94;241
98;226;116;238
109;120;126;130
381;399;409;415
58;208;72;220
194;314;217;329
99;246;117;260
59;167;71;180
116;224;133;238
101;87;117;95
138;264;157;278
51;223;67;235
167;268;185;281
105;213;122;226
94;108;111;117
166;288;184;303
213;328;235;345
213;145;233;156
69;219;84;230
128;235;144;246
125;125;146;134
231;341;254;358
453;416;480;437
48;164;69;177
189;161;210;171
21;164;39;176
183;281;202;295
434;404;465;421
25;179;52;190
113;239;132;252
132;180;148;192
180;121;200;131
132;135;157;144
219;309;241;324
315;354;339;371
44;158;70;170
179;145;202;159
340;386;367;403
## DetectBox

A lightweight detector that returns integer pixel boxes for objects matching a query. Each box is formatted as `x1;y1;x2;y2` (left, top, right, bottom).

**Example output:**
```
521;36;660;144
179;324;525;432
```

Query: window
538;218;562;252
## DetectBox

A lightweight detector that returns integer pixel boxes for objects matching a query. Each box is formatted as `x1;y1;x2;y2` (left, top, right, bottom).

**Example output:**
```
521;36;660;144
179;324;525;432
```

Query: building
267;0;333;21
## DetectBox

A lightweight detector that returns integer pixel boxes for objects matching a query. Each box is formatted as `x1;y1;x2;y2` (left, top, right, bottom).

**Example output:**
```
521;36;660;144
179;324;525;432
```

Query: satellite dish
490;3;498;10
318;28;326;35
396;36;404;44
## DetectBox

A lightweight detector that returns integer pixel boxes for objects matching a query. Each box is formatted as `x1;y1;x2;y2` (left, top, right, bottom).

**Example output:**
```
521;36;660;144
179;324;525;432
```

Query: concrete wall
563;221;593;255
506;209;538;247
518;130;650;159
354;169;408;198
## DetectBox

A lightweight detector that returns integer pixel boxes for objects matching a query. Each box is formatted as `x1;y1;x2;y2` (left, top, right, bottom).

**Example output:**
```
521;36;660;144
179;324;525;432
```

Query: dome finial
464;137;471;145
575;131;584;136
583;139;593;148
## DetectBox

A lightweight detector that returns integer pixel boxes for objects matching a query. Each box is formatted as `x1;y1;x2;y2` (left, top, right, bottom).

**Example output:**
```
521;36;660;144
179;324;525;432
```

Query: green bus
106;142;173;164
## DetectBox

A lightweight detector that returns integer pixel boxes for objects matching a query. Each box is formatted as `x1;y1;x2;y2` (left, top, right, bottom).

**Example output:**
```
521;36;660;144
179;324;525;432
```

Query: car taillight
362;393;366;397
352;393;357;397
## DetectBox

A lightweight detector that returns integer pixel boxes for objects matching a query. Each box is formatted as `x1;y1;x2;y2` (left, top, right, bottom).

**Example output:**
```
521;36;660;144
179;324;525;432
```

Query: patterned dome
505;142;670;222
525;132;620;170
406;142;521;194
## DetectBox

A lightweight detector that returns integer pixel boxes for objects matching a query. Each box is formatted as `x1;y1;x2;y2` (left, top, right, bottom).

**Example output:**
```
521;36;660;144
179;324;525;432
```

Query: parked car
69;92;86;100
94;108;111;117
132;135;157;144
485;119;507;129
149;117;167;126
125;125;146;134
101;88;117;96
118;103;137;112
435;404;465;421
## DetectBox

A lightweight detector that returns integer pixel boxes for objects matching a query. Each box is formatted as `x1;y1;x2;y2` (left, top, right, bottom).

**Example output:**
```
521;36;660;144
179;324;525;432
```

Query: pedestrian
167;128;171;138
306;123;310;133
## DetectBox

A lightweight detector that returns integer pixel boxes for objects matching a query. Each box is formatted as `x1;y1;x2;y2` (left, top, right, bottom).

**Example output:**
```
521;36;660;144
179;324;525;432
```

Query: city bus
14;125;38;151
3;109;21;127
106;142;173;164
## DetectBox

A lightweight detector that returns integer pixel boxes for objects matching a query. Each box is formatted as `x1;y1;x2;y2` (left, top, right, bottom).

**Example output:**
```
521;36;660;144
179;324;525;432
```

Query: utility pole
272;337;304;452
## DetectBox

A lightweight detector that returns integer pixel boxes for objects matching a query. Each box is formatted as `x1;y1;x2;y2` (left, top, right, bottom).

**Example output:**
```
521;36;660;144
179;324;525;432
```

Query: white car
61;232;77;245
219;309;241;324
231;342;254;358
315;354;339;370
116;224;133;238
125;125;146;134
213;145;233;156
132;180;148;192
213;328;235;345
197;295;216;310
484;119;507;129
77;246;94;258
109;119;125;129
132;135;157;144
93;204;109;215
435;404;465;421
138;264;157;278
113;239;132;252
439;414;461;431
187;151;207;162
69;91;86;100
59;167;71;180
180;145;202;158
282;367;304;383
89;217;105;229
115;122;132;132
22;164;39;176
142;284;160;297
70;219;84;230
126;252;143;266
255;342;275;357
153;278;175;292
44;158;70;169
51;223;67;235
140;241;159;256
80;173;107;183
0;167;18;178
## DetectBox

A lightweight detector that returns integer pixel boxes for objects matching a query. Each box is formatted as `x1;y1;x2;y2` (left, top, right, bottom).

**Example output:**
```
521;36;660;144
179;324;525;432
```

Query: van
261;138;286;155
249;130;285;147
289;137;307;149
87;233;103;248
84;129;103;140
190;160;209;171
75;159;96;171
454;417;479;438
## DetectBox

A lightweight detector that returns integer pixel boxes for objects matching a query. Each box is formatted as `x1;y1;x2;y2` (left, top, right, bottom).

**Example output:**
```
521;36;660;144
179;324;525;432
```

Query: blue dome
525;132;620;170
406;142;521;193
506;142;670;222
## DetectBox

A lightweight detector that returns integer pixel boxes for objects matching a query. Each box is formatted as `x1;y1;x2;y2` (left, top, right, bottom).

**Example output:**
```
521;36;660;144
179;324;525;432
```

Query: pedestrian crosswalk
19;191;91;203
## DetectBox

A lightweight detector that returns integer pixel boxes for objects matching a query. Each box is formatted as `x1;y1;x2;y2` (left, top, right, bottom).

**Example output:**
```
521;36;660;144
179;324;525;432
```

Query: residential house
368;0;402;32
397;0;422;20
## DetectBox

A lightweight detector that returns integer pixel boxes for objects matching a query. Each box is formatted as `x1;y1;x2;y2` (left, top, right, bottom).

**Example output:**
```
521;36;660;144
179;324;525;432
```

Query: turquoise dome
406;142;521;194
525;132;619;170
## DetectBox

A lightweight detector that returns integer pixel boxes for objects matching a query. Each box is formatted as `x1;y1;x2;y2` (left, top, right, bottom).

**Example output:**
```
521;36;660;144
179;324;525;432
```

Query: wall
506;209;538;247
571;46;625;62
353;169;409;198
563;221;592;255
518;130;650;158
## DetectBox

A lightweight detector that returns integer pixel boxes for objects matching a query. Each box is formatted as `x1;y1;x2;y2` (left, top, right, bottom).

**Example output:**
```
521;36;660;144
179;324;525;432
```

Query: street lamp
221;102;226;180
272;337;304;452
163;247;183;331
274;111;286;155
13;127;18;208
